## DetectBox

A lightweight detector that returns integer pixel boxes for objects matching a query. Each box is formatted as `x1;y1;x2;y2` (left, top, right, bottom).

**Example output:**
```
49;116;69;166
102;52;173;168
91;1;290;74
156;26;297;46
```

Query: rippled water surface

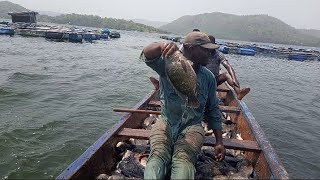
0;32;319;179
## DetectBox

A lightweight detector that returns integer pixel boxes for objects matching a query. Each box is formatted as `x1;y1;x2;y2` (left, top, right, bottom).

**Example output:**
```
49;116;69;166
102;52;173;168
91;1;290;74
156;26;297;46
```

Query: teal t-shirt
142;53;222;137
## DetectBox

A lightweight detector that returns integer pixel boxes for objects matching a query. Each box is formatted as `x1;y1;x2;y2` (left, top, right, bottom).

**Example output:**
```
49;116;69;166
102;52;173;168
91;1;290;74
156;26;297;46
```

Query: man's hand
160;42;179;58
214;143;225;161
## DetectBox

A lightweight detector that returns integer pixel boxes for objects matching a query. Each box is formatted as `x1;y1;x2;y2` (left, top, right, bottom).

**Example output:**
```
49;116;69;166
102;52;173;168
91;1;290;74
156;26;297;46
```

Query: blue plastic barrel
288;54;308;61
99;34;108;39
83;33;94;42
218;46;229;54
102;28;110;34
242;45;257;51
0;27;14;35
238;48;256;56
68;33;82;43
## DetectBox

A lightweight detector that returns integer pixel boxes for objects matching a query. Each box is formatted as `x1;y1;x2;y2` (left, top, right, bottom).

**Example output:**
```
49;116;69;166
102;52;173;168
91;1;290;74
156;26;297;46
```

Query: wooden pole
113;108;161;115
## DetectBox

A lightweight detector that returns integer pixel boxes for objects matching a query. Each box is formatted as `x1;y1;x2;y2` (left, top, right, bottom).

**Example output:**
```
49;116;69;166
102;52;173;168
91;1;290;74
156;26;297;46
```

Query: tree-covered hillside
0;1;28;19
0;1;166;33
160;12;320;47
298;29;320;39
38;14;166;33
131;19;168;28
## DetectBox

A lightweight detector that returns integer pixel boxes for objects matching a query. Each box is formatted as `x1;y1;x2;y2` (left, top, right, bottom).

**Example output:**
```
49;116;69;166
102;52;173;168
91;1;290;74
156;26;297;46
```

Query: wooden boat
56;82;289;179
109;31;121;38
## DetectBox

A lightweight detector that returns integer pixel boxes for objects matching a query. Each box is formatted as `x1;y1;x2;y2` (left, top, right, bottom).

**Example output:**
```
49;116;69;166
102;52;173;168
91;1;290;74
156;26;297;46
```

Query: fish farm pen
0;11;120;43
160;35;320;62
1;11;319;61
0;23;120;43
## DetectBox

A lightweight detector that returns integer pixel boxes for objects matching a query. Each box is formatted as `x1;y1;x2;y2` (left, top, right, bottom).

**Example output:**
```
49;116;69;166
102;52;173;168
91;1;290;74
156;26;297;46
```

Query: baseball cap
183;31;219;49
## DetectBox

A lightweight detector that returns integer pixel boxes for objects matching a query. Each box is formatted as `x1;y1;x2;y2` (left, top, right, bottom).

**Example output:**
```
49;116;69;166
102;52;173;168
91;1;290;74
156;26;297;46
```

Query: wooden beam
148;100;161;106
113;108;161;115
218;92;227;100
219;105;241;113
115;105;240;115
117;128;261;152
148;101;240;113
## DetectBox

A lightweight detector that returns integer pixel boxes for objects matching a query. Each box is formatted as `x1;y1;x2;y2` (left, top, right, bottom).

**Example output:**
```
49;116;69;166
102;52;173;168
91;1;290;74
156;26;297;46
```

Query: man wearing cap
206;35;251;100
140;31;225;179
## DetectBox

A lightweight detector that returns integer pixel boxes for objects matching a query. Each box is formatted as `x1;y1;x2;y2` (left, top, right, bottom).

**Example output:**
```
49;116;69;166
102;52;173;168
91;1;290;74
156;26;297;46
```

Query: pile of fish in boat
96;113;255;180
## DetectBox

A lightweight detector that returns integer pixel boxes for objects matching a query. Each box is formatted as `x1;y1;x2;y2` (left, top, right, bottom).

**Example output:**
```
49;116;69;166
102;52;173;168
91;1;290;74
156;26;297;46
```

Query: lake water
0;31;319;179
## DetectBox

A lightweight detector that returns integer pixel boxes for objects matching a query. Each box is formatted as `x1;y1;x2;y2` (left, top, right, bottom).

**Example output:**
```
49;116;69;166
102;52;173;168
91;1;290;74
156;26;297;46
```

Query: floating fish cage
100;34;108;39
15;29;46;37
68;33;83;43
109;31;121;38
218;46;230;54
45;31;64;41
167;37;320;61
6;23;113;43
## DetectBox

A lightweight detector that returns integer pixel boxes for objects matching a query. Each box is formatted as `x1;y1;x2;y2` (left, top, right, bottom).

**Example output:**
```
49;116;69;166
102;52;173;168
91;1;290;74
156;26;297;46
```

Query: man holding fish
140;31;225;179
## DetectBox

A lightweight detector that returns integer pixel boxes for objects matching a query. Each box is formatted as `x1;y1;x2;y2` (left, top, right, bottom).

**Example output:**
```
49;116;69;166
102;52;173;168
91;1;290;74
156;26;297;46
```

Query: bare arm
206;72;225;161
222;60;240;88
213;129;225;161
213;129;223;145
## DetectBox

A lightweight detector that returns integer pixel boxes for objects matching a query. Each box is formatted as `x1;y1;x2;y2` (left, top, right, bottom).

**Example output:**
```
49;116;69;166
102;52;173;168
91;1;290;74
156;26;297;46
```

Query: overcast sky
5;0;320;30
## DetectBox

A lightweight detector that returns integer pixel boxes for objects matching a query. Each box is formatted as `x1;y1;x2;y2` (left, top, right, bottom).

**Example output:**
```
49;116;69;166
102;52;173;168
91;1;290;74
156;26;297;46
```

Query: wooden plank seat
219;105;241;113
148;100;161;106
118;128;261;152
217;87;230;92
218;92;227;100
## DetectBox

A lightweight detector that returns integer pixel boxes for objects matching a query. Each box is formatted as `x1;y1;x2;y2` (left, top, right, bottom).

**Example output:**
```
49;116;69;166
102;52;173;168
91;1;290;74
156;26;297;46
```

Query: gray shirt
206;50;227;77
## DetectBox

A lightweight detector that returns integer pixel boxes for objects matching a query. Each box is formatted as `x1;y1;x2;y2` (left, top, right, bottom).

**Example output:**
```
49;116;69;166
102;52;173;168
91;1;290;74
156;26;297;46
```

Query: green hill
298;29;320;39
0;1;29;19
160;12;320;47
131;19;168;28
0;1;166;33
38;14;166;33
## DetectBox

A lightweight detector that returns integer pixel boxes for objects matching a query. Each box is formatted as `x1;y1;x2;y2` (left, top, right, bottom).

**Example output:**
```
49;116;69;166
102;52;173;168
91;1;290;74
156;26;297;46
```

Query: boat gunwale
56;90;156;179
228;86;289;179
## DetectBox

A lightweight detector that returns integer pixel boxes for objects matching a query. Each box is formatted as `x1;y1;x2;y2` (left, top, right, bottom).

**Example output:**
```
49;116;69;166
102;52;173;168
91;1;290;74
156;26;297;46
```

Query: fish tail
187;96;200;108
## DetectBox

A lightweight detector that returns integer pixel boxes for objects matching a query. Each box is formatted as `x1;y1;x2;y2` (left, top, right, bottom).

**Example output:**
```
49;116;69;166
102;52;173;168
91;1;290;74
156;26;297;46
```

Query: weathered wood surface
57;83;289;180
113;108;161;115
118;128;261;152
114;105;241;114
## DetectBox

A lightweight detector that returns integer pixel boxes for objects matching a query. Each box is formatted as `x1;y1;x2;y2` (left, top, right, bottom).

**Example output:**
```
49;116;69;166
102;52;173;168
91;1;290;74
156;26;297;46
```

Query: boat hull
57;84;288;179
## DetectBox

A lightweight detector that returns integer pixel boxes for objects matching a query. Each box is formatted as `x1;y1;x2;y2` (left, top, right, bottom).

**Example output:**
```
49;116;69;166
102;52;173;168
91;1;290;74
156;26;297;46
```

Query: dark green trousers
144;118;205;179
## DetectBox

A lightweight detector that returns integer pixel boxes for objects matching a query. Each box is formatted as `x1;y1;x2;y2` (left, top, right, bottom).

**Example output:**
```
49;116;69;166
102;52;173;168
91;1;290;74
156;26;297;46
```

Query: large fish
165;50;200;108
